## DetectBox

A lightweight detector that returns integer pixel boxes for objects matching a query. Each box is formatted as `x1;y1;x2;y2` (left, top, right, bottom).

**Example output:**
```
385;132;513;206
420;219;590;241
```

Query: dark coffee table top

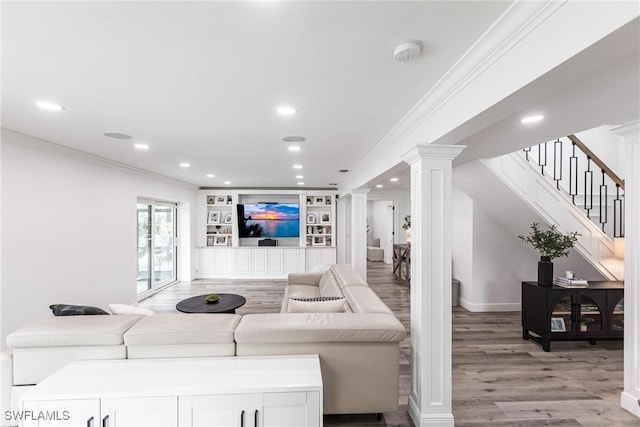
176;293;246;314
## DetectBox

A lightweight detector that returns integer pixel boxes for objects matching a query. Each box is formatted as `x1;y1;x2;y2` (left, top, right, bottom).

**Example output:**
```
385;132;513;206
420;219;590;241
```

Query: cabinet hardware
86;416;94;427
255;409;259;427
102;415;109;427
240;410;245;427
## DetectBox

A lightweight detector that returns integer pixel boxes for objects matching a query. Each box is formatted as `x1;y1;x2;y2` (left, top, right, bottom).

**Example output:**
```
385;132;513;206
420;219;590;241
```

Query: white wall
1;130;199;347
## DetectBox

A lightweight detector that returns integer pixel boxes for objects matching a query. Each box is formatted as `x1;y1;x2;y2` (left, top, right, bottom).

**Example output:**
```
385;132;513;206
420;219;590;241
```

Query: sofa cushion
124;313;241;346
235;313;406;343
318;270;344;297
343;286;393;314
330;265;368;289
49;304;109;316
280;284;321;312
6;315;141;348
287;297;346;313
109;304;156;316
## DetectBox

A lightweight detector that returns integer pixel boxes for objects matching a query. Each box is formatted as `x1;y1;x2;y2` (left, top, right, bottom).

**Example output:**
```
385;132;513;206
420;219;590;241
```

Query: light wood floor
139;262;638;427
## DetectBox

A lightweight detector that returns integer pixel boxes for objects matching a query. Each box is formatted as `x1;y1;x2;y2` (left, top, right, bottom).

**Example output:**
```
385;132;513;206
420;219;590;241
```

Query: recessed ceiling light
288;146;301;152
390;177;399;182
133;143;149;150
282;136;306;143
179;162;191;168
521;114;544;124
206;174;215;178
224;181;231;185
35;100;65;111
276;106;296;116
103;132;132;140
298;182;305;186
295;175;304;179
293;164;303;169
376;184;384;188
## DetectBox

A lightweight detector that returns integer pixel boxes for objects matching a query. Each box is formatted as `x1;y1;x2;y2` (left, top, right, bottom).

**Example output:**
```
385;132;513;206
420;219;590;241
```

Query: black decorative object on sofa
49;304;109;316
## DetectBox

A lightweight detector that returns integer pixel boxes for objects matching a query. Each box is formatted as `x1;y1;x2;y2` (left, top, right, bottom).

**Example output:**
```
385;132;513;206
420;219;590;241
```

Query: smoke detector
393;40;422;62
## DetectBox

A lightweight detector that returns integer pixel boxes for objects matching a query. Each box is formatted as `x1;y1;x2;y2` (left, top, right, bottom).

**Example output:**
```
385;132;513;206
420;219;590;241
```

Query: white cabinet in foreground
19;356;323;427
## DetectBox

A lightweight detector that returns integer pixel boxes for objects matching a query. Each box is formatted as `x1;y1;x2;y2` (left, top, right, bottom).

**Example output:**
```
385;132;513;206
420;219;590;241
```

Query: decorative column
350;188;370;280
612;120;640;418
336;195;349;265
402;144;465;427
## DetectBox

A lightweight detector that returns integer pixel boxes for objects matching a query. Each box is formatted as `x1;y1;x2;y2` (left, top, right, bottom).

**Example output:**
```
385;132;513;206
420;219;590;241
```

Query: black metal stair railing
522;134;625;239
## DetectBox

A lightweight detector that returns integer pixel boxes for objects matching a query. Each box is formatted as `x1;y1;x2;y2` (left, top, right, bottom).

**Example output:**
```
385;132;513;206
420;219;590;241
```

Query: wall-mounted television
237;203;300;238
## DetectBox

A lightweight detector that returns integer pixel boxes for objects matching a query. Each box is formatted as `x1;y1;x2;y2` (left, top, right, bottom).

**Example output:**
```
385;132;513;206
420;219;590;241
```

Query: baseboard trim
621;391;640;417
459;298;521;312
408;396;455;427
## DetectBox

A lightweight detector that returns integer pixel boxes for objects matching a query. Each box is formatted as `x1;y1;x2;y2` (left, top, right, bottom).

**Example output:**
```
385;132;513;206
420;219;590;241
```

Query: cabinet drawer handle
254;409;259;427
87;416;94;427
102;415;109;427
240;410;245;427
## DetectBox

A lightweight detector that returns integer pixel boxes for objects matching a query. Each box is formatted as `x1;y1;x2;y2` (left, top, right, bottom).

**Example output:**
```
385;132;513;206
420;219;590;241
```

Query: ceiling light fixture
103;132;132;140
224;181;231;185
288;146;301;152
298;182;305;186
390;177;399;182
521;114;544;124
276;106;296;116
376;184;384;188
293;164;303;169
295;175;304;179
179;162;191;168
133;143;149;150
393;40;422;62
206;174;215;178
282;136;306;143
35;100;65;111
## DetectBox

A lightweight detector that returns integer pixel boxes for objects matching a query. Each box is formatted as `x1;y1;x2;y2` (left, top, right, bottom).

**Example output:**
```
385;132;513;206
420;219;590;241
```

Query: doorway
137;200;178;297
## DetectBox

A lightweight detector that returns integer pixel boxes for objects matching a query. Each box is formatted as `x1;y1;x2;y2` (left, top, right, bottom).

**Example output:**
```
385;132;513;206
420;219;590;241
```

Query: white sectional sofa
2;265;406;420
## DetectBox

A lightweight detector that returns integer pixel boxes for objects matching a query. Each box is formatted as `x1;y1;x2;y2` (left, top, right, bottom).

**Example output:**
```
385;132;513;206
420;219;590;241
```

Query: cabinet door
102;396;176;427
609;295;624;334
178;394;250;427
577;292;605;335
549;293;573;334
255;392;320;427
21;399;100;427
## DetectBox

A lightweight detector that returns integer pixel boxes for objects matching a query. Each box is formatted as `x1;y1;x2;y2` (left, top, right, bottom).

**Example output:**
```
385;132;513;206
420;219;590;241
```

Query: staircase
482;132;624;280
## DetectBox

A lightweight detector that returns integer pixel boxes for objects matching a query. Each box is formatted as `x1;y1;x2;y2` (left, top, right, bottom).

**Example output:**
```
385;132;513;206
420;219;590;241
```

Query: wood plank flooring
139;263;638;426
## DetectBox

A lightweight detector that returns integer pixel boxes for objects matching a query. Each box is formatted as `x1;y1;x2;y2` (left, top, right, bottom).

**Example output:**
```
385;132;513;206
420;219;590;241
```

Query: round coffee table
176;293;246;314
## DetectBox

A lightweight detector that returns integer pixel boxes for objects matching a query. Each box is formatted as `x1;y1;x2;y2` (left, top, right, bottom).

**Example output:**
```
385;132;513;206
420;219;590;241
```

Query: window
137;200;178;296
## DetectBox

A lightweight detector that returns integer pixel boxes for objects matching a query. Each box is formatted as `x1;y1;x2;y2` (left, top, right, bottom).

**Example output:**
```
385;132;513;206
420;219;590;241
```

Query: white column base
621;391;640;417
409;397;455;427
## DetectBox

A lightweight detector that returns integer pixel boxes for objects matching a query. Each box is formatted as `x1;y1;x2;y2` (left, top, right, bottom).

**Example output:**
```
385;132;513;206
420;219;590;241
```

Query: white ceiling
2;1;511;189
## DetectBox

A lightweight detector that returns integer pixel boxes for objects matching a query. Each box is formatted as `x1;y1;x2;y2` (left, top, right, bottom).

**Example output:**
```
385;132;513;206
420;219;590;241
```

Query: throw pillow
49;304;109;316
108;304;156;316
287;297;346;313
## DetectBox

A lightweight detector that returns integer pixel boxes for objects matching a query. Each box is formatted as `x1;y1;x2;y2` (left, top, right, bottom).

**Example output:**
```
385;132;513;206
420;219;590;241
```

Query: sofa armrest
287;272;323;287
235;313;406;344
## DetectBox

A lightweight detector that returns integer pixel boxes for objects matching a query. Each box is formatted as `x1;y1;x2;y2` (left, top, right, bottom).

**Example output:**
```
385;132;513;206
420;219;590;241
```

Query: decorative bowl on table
205;294;220;304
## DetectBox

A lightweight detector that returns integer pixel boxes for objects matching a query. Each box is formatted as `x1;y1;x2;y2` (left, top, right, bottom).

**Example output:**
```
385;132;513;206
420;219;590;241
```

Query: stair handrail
567;134;625;190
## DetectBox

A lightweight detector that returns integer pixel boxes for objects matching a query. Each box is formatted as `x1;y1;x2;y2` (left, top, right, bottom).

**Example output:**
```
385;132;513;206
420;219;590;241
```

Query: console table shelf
392;244;410;286
521;281;624;352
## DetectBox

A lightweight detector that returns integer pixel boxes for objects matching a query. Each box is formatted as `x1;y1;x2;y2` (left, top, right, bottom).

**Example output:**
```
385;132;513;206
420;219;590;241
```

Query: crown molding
349;0;566;178
2;128;199;190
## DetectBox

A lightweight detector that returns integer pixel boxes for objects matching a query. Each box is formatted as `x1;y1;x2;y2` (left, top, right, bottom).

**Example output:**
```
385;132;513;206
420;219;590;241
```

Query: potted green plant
402;215;411;244
518;222;580;285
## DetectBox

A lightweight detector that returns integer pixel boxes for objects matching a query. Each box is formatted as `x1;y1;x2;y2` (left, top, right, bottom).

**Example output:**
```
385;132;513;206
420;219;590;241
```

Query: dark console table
392;244;410;286
521;281;624;352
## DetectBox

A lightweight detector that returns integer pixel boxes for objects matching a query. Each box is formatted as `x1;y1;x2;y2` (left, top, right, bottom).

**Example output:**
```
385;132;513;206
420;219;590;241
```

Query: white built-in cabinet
196;189;337;278
21;397;176;427
19;356;322;427
179;392;320;427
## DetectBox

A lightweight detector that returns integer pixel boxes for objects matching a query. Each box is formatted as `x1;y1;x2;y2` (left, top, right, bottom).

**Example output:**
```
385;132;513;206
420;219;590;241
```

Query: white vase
405;229;411;244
